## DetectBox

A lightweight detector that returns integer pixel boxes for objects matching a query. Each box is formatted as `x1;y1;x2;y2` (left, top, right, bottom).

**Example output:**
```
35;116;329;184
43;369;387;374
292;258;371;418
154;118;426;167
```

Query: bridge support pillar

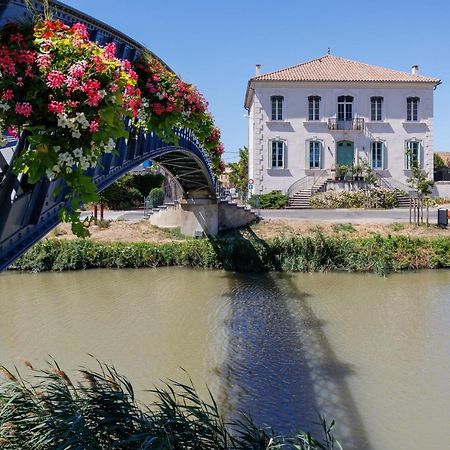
150;198;218;237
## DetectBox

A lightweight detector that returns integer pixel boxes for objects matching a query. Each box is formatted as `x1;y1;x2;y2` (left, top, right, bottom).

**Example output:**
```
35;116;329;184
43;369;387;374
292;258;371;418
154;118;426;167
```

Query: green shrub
248;191;288;209
100;173;164;209
10;234;450;275
0;360;339;449
149;187;165;207
311;188;398;209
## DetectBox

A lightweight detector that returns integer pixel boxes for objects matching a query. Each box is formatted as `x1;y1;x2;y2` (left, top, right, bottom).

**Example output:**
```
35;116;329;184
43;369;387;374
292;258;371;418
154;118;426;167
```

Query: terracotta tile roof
252;54;440;84
436;152;450;166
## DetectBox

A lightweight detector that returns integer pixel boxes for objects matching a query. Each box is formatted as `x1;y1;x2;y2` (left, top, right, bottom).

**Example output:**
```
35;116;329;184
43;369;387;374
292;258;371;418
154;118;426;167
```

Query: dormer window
308;96;321;121
371;97;383;121
407;97;420;121
271;96;284;121
337;95;353;121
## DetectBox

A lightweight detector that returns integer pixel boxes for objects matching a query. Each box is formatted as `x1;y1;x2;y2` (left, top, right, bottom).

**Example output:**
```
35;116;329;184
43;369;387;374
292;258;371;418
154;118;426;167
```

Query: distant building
245;54;441;196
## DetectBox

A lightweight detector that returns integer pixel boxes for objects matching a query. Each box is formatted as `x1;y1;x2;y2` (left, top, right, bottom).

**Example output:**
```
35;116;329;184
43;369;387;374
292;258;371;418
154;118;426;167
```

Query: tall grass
9;232;450;275
0;360;341;449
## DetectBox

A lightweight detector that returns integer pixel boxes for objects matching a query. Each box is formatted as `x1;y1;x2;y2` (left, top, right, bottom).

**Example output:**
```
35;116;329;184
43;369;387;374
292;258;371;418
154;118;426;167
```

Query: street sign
248;184;254;190
248;178;254;184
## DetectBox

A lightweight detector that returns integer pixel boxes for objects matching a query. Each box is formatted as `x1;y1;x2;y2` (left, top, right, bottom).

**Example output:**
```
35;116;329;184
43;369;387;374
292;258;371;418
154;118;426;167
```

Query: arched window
337;95;353;121
405;139;422;169
407;97;420;121
308;96;321;121
307;139;322;169
271;96;284;121
371;140;385;169
269;139;286;168
370;97;383;121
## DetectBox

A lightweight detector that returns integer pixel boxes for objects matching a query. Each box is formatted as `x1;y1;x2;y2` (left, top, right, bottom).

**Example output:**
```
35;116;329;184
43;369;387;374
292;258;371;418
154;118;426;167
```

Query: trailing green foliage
148;187;165;208
10;233;450;275
228;146;249;194
310;188;398;209
100;173;164;209
248;191;288;209
0;360;339;449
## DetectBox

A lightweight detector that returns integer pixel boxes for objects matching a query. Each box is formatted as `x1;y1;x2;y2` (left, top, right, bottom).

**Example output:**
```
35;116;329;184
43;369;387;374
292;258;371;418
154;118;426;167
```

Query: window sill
365;121;388;124
402;121;424;124
266;120;291;125
303;121;326;125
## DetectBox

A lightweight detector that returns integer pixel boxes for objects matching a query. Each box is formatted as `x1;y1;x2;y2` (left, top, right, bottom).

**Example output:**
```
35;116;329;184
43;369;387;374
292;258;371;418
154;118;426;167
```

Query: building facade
244;55;441;195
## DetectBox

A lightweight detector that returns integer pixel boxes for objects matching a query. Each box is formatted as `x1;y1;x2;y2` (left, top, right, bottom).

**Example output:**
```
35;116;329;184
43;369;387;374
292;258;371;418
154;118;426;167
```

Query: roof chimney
412;65;419;76
255;64;261;76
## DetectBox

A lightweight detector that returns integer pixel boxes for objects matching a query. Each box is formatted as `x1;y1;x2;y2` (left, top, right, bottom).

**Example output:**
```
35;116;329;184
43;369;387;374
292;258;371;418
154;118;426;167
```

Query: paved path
259;206;450;224
81;205;450;225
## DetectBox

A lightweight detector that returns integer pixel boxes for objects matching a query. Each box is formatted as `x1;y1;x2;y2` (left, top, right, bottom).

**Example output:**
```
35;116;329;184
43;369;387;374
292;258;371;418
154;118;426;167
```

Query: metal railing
375;173;414;195
286;169;329;198
328;118;365;131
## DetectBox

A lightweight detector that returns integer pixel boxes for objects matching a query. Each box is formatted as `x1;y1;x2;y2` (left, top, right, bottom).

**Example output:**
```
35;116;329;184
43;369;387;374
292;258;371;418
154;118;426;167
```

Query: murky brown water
1;268;449;450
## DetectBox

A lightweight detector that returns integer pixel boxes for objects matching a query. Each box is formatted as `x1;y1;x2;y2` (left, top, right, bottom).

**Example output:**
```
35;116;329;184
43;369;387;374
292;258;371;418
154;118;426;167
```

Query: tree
407;162;434;196
228;146;249;193
434;153;446;170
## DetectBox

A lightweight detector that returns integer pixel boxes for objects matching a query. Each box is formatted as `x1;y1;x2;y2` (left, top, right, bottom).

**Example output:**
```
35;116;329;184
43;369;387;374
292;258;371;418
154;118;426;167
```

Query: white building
244;54;441;197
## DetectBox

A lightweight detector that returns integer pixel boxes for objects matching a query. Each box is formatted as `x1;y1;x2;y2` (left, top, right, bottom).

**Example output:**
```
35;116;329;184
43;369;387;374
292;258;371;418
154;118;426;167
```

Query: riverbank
10;229;450;274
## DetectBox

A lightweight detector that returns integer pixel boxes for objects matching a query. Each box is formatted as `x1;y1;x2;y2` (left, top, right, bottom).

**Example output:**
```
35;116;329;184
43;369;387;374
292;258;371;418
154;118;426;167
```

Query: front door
336;141;354;166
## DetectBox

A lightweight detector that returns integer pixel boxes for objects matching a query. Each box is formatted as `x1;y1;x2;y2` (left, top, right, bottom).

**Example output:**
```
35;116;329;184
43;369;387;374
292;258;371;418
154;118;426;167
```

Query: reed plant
0;360;340;449
9;233;450;275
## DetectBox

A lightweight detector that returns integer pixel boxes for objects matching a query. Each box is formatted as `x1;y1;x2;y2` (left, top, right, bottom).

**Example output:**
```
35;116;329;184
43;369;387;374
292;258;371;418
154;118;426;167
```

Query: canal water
0;268;449;449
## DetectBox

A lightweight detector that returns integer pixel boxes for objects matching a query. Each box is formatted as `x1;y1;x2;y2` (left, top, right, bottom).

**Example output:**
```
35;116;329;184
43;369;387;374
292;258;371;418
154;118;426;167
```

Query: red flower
15;102;32;117
48;101;65;114
2;89;14;101
47;70;65;89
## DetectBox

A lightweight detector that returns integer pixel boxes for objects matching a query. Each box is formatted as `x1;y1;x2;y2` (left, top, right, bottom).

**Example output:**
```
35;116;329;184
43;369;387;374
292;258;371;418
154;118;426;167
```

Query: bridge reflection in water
217;272;372;450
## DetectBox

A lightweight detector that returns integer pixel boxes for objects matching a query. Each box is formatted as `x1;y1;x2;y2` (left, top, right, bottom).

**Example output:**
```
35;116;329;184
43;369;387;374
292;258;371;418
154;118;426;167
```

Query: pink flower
89;119;100;132
87;91;101;107
68;61;87;78
67;100;80;108
6;127;18;139
37;53;52;68
71;23;89;40
2;89;14;101
109;83;118;92
104;42;116;58
16;77;24;87
81;79;101;93
15;102;32;117
25;66;34;78
48;101;65;114
152;74;160;82
47;70;65;89
65;76;80;91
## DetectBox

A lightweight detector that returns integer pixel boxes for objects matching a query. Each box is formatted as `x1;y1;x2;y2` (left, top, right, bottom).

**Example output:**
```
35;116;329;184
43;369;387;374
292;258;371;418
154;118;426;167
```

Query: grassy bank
10;231;450;275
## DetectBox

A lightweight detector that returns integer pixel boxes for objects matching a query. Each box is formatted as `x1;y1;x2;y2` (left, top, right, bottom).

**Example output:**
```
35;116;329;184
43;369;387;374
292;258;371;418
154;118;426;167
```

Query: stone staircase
394;190;412;208
287;179;328;209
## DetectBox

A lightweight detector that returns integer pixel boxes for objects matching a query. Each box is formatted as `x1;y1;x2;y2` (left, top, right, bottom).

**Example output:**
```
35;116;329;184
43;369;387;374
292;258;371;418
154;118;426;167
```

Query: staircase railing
375;173;414;195
286;170;329;198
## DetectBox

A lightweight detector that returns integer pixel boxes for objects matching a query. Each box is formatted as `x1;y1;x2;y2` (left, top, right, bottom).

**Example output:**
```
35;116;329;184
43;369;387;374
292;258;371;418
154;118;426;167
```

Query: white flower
72;129;81;139
66;167;72;174
73;148;83;158
0;103;10;111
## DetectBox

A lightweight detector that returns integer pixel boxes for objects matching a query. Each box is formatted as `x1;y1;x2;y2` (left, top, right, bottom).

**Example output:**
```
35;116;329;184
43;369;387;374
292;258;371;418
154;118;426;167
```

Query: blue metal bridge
0;0;216;271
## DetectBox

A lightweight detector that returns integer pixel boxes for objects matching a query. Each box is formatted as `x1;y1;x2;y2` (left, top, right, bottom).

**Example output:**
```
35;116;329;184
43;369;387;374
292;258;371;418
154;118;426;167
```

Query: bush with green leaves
310;188;398;209
148;187;165;208
9;233;450;275
100;173;164;209
0;360;339;449
248;191;288;209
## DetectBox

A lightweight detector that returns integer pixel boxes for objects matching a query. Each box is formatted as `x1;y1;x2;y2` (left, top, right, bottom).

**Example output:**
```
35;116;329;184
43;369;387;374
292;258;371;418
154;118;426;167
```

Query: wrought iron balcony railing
327;118;365;131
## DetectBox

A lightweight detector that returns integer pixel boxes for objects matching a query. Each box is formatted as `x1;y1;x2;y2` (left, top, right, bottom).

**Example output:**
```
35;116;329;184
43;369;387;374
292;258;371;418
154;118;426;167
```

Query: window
337;95;353;121
407;97;419;121
405;139;421;169
271;96;284;121
270;140;285;168
308;96;321;121
371;141;385;169
308;140;322;169
371;97;383;121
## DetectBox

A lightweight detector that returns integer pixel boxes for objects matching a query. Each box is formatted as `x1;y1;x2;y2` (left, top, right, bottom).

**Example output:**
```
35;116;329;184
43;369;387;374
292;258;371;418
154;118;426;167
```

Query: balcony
328;118;365;131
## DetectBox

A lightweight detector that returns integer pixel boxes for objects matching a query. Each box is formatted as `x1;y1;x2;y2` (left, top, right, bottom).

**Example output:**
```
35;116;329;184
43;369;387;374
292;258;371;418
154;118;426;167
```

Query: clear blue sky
64;0;450;162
